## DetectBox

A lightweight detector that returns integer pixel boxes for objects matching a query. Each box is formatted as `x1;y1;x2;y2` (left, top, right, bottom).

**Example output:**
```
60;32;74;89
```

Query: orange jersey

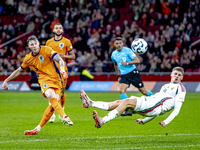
21;46;61;82
46;36;73;72
46;37;73;89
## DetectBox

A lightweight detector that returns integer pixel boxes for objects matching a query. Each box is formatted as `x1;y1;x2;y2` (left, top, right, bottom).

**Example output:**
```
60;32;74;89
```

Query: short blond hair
27;35;38;45
172;67;184;75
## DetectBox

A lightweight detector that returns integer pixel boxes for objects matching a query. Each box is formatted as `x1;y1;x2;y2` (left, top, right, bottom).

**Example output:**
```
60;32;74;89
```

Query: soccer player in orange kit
2;35;73;135
46;23;75;122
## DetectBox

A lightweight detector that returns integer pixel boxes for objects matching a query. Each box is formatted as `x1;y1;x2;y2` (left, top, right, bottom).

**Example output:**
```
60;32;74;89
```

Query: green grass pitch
0;91;200;149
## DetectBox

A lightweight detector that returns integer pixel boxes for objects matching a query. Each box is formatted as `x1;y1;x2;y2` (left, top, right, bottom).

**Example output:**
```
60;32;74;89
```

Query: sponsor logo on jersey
59;43;64;50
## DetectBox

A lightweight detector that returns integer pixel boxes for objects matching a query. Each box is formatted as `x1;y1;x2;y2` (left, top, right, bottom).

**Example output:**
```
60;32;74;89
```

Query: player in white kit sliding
80;67;186;128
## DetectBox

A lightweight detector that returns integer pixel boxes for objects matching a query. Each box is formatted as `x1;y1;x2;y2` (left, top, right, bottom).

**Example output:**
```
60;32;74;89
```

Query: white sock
51;113;55;118
92;101;109;110
35;125;42;132
102;109;119;123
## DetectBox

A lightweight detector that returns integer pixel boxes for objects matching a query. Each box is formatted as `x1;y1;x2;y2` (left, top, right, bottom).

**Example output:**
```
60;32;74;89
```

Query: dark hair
172;67;184;75
27;35;38;45
114;37;123;42
54;23;62;28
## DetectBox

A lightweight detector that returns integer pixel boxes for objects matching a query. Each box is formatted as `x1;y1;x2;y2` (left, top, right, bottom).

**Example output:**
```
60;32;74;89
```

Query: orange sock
39;105;54;127
60;94;65;108
50;98;65;117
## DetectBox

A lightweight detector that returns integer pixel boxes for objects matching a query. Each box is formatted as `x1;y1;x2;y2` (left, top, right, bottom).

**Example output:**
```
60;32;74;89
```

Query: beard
54;32;62;36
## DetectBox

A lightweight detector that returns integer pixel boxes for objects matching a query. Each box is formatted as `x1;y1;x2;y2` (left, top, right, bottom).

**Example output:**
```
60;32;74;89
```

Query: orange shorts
39;79;62;98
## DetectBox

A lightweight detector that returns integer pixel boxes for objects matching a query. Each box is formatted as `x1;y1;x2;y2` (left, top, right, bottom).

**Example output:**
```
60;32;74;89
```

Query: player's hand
2;81;8;90
60;69;68;78
121;61;127;65
159;121;166;127
136;118;144;124
59;53;65;58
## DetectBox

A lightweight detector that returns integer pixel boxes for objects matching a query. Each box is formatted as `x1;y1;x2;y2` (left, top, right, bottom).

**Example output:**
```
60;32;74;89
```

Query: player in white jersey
80;67;186;128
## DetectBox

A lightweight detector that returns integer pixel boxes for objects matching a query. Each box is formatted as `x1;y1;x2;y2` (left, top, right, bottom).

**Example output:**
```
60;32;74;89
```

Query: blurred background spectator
0;0;200;74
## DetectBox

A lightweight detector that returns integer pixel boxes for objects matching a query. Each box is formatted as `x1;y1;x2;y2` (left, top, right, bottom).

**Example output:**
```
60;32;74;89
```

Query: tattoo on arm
53;53;65;68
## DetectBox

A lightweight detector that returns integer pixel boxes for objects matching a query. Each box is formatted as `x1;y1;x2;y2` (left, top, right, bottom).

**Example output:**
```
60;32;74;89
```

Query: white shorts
130;93;173;117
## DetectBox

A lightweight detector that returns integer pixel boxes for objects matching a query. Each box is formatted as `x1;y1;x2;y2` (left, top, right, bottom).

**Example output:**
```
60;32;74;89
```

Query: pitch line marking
0;133;200;144
99;144;200;150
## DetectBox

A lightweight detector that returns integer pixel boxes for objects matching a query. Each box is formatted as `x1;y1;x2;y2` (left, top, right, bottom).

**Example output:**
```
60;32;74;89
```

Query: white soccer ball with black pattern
131;38;148;55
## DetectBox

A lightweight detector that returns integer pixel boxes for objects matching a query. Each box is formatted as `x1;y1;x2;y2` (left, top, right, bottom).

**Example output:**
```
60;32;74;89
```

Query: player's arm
113;62;121;79
160;87;186;127
53;53;67;77
121;56;140;65
121;49;140;65
136;116;156;124
2;67;25;90
159;101;183;127
59;50;75;60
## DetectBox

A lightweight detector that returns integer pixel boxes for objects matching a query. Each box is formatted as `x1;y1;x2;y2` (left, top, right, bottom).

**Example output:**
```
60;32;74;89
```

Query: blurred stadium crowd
0;0;200;73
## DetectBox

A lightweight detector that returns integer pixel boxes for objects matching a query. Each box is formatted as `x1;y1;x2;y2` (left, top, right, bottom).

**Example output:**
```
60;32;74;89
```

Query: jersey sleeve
45;46;58;59
142;116;156;124
21;56;29;69
46;39;50;46
66;39;73;52
163;101;183;125
175;83;186;102
128;48;136;60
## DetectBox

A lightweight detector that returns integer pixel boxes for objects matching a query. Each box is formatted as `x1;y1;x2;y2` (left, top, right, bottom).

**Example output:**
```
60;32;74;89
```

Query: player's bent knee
122;98;131;105
45;88;57;100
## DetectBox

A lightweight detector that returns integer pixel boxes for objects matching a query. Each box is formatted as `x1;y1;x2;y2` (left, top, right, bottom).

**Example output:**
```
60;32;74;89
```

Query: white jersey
133;82;186;125
159;82;186;113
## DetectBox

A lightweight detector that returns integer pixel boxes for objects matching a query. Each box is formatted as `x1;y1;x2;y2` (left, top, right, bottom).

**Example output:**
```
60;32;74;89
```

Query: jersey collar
54;36;63;41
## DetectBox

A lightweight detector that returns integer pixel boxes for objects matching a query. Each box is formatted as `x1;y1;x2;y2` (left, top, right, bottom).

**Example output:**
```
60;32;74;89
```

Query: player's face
170;70;183;83
28;40;40;54
114;40;123;51
53;25;63;36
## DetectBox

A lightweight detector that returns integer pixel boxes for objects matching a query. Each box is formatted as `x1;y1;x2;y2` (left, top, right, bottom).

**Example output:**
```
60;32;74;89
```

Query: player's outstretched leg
49;113;56;123
61;115;73;127
93;110;104;128
80;89;92;108
24;128;39;135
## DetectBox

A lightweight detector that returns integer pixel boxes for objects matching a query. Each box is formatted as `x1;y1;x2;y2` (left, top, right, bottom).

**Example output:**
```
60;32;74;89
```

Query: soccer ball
131;38;148;55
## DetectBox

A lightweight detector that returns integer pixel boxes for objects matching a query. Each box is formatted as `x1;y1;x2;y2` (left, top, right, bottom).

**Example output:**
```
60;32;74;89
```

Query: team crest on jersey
39;55;44;61
122;57;126;62
44;84;47;88
171;87;175;90
59;43;64;50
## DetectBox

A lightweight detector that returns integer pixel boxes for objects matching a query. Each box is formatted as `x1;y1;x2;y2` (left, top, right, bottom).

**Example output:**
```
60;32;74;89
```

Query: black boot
121;111;133;116
121;108;133;116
